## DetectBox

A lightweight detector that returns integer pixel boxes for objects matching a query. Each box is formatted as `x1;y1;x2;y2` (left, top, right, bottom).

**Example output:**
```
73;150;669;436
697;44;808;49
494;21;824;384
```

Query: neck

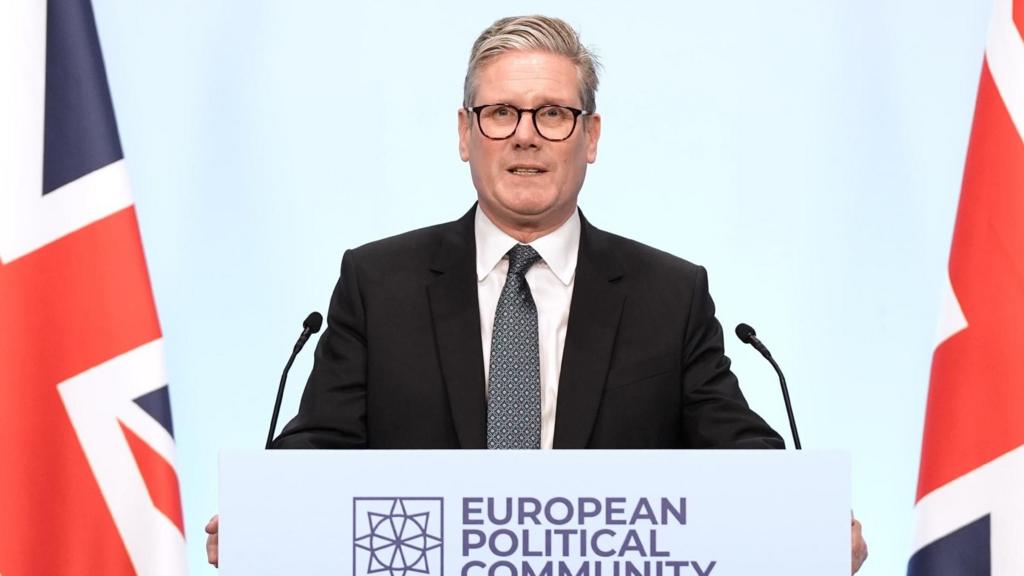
479;204;575;244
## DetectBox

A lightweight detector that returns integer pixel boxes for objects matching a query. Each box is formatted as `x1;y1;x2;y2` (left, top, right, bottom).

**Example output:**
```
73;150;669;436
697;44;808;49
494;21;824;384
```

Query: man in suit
270;204;780;450
207;14;867;572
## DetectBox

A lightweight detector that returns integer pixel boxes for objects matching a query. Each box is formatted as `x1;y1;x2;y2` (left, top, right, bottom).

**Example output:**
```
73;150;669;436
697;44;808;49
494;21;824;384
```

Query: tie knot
507;244;542;276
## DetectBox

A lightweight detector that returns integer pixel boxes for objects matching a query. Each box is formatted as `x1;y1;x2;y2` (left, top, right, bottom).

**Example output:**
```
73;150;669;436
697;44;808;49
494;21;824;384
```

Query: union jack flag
0;0;185;574
908;0;1024;573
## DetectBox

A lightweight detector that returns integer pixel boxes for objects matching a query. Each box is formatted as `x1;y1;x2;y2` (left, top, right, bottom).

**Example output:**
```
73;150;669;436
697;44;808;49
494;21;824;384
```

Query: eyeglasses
466;103;591;142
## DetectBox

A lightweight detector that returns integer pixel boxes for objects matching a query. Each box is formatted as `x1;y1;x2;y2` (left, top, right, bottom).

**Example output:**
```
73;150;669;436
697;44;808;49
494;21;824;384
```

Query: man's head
458;16;602;242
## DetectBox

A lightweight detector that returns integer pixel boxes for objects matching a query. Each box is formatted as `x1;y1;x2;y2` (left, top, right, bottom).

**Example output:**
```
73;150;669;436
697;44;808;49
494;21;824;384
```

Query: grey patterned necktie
487;244;543;449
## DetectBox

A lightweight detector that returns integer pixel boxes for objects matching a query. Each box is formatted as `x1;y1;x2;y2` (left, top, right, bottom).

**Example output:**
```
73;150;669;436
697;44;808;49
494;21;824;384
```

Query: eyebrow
479;99;581;108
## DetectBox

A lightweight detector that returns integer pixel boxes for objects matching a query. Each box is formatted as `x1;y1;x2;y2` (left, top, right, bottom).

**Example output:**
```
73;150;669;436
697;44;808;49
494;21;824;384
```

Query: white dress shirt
475;206;580;450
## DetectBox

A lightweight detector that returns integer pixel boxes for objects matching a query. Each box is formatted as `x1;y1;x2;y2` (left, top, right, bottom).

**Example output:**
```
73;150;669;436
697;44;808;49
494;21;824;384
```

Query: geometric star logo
354;498;444;576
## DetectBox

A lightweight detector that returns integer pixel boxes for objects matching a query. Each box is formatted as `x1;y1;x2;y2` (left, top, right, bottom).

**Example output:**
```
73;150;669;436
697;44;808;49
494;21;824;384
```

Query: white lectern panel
221;450;848;576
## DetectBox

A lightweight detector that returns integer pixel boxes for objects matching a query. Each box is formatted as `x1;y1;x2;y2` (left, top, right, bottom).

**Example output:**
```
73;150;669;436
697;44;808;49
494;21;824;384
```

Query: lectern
220;450;848;575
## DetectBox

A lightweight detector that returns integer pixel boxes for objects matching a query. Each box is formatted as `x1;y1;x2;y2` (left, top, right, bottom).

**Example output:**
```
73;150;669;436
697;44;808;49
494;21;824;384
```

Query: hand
851;514;868;574
206;514;220;567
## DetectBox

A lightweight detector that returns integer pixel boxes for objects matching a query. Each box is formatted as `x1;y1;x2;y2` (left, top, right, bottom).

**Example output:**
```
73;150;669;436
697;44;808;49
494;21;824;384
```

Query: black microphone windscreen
304;311;324;333
735;323;756;344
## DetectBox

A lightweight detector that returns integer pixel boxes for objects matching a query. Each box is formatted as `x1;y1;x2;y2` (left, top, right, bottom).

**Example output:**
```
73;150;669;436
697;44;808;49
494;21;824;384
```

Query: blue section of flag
134;385;175;438
907;515;990;576
43;0;123;195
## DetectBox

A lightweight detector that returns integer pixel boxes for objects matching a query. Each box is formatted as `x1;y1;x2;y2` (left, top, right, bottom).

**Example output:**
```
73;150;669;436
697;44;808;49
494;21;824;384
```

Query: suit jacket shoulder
275;208;480;449
562;214;783;449
583;223;707;295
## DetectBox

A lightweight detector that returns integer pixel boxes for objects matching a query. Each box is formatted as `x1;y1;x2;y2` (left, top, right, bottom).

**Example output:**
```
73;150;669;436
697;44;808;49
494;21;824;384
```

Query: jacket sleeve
273;249;368;449
680;266;785;449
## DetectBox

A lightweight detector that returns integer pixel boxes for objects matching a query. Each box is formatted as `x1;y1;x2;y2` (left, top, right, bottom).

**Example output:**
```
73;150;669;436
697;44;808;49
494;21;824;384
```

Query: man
207;15;868;572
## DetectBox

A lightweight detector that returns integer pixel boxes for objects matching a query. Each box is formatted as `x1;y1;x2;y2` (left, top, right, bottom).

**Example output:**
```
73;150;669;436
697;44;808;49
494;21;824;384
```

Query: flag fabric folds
0;0;185;574
908;0;1024;574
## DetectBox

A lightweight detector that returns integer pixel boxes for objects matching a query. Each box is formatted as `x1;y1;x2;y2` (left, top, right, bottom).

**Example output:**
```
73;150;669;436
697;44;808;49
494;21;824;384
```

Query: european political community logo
354;498;445;576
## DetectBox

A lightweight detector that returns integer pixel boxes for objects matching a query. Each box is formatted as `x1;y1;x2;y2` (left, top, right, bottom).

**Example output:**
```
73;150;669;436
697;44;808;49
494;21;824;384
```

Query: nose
511;110;542;147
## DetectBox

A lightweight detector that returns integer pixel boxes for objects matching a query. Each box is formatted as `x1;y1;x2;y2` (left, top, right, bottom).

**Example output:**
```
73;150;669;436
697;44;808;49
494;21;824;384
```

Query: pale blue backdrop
90;1;991;574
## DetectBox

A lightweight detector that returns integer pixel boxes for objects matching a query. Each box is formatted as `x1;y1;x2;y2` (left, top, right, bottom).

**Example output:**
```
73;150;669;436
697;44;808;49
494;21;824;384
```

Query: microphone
266;312;323;449
735;323;801;449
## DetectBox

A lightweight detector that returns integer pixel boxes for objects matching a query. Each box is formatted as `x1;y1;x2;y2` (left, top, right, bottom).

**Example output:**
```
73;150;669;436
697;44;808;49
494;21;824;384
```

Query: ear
585;113;601;164
458;107;471;162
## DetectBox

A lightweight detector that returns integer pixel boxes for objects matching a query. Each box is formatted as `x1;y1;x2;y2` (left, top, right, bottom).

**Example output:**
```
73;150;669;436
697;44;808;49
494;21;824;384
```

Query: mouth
507;166;548;176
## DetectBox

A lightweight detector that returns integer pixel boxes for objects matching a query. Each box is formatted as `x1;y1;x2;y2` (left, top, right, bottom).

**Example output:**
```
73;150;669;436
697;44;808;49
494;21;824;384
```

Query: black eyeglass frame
466;103;593;142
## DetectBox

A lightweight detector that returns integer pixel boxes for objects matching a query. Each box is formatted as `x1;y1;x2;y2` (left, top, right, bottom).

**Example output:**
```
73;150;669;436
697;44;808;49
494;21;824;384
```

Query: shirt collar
475;205;580;286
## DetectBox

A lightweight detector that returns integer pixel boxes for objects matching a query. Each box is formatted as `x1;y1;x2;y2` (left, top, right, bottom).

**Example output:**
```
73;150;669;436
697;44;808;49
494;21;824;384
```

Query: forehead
474;50;580;107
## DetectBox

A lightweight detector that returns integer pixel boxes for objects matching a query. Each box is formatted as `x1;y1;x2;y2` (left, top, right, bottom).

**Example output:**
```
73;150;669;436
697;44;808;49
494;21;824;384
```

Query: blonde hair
464;15;601;112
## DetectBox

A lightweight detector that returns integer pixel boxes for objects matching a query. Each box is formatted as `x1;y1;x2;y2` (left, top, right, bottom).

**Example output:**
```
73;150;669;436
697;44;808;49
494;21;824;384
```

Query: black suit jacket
275;206;783;449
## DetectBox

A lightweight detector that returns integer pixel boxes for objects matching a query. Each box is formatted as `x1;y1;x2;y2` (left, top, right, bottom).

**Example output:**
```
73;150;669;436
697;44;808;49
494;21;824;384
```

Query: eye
488;105;514;118
540;106;570;120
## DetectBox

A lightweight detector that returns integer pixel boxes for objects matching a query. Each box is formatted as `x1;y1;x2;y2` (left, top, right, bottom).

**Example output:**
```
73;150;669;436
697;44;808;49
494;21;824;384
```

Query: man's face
459;50;601;236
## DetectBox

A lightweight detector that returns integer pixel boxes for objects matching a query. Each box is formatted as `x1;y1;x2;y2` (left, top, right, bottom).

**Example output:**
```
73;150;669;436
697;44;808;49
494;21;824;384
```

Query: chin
495;187;559;215
499;198;557;220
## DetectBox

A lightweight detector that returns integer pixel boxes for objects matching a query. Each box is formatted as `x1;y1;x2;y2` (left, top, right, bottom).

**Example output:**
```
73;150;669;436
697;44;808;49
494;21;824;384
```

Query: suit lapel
553;214;625;448
427;207;487;448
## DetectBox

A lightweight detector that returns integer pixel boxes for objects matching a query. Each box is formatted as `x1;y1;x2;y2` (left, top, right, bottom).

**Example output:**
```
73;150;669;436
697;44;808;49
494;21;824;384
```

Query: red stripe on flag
119;421;185;535
916;59;1024;502
0;207;163;574
0;206;162;385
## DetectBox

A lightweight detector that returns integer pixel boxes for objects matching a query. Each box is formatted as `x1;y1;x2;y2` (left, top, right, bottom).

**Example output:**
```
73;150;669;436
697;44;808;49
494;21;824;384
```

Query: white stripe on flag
935;271;968;348
0;158;135;264
911;445;1024;573
986;0;1024;140
58;339;186;576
